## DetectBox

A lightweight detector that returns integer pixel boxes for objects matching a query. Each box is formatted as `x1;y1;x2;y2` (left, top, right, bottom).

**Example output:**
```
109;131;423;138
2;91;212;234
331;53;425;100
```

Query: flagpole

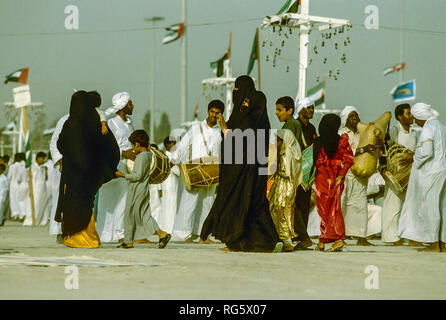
399;0;406;83
225;32;233;120
256;28;261;91
22;106;36;226
298;0;309;100
181;0;187;123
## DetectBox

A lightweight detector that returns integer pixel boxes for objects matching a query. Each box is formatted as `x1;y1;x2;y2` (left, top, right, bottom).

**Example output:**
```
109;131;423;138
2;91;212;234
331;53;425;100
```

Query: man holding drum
380;103;419;246
96;92;137;243
169;100;224;243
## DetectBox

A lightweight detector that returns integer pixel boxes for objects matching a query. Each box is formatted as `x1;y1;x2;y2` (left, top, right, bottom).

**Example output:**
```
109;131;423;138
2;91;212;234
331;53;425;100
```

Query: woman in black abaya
56;90;120;248
200;75;282;252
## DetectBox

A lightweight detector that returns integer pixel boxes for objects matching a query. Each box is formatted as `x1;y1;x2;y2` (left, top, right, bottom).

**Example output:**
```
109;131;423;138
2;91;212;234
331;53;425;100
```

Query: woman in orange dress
56;91;120;248
313;114;354;252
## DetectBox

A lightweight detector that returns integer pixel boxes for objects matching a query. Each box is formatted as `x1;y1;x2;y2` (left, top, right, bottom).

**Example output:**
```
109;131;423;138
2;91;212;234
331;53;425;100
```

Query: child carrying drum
115;129;171;249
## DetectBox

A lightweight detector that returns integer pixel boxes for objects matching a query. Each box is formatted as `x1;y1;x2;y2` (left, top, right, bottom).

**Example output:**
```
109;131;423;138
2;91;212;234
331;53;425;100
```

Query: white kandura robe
169;120;221;241
381;123;419;243
7;162;22;219
150;183;162;225
32;163;50;226
0;173;9;224
399;119;446;243
96;115;134;242
47;114;68;235
19;162;33;226
158;155;180;234
339;126;369;238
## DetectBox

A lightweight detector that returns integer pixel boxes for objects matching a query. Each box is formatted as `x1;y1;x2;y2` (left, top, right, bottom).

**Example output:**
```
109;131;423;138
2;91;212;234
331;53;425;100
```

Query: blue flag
390;80;416;103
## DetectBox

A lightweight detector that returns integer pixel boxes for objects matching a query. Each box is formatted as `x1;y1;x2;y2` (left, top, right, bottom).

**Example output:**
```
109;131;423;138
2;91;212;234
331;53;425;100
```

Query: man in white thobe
0;164;9;226
7;154;24;221
169;100;223;243
96;92;136;243
380;104;419;245
48;114;68;240
399;103;446;252
32;152;50;226
339;106;373;246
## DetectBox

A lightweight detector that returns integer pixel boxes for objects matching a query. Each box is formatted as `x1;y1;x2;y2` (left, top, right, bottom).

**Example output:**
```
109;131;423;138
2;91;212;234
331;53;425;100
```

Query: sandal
159;234;172;249
314;243;325;251
117;242;134;249
325;241;344;252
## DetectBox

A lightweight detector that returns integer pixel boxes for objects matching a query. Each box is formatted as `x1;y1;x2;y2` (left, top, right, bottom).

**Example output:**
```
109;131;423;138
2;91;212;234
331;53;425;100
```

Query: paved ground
1;220;446;300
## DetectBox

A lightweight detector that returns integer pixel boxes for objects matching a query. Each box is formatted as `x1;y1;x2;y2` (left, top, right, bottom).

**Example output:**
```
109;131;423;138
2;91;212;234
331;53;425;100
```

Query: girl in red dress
313;114;354;252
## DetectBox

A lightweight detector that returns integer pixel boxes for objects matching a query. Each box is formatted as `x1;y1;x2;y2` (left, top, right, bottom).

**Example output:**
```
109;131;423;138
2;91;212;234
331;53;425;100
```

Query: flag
210;35;231;77
390;79;416;103
210;53;229;77
277;0;300;15
247;29;259;75
4;68;29;84
306;81;325;106
21;109;32;168
294;81;325;118
162;23;184;45
193;103;199;119
383;62;406;76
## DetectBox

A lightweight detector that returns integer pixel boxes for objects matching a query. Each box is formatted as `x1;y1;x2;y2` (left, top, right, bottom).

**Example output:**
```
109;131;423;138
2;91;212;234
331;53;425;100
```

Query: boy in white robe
399;103;446;252
32;152;50;226
0;164;9;226
339;106;373;246
169;100;223;243
158;137;180;234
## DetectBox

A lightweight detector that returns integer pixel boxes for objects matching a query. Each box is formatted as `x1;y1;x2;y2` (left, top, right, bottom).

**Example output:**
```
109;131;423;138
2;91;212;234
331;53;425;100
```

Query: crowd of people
0;75;445;253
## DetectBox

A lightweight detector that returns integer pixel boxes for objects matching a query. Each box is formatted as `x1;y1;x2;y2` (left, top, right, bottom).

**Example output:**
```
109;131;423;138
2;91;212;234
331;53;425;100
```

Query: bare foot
417;242;441;252
184;237;195;244
314;242;325;251
220;247;231;252
356;238;374;246
325;240;344;252
392;239;405;246
199;238;217;244
408;240;423;247
133;239;156;245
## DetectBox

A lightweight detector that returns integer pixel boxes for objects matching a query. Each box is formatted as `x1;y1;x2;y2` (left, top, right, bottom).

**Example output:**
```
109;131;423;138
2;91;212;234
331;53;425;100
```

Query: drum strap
200;123;212;157
301;130;308;149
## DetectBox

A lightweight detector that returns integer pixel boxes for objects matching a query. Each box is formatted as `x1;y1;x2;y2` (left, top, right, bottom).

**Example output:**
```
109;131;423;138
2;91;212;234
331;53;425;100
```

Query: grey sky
1;0;445;137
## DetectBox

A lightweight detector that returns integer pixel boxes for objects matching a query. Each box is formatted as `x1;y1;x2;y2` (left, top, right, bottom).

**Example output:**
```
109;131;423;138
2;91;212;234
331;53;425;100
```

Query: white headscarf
277;129;302;181
340;105;359;128
296;97;314;114
411;102;439;121
105;92;131;116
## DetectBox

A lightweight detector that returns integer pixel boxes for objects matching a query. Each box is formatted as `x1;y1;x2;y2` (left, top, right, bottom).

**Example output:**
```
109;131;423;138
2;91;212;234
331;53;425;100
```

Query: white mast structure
262;0;350;115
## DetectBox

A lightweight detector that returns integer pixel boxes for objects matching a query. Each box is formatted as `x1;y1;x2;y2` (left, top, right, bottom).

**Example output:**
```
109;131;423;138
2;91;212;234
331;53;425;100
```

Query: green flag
247;30;259;75
277;0;300;15
210;53;228;77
